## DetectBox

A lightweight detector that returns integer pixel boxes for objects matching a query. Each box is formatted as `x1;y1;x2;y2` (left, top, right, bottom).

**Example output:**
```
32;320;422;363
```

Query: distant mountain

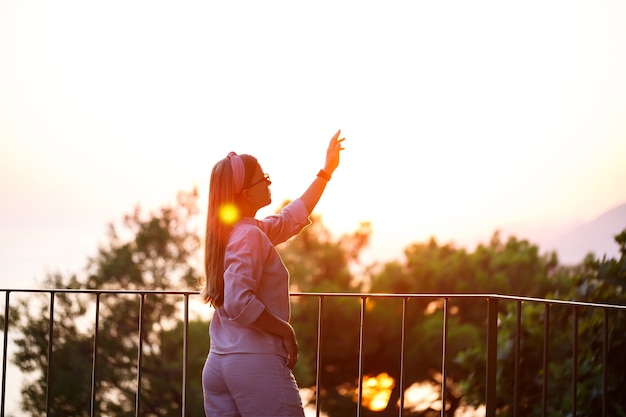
539;203;626;265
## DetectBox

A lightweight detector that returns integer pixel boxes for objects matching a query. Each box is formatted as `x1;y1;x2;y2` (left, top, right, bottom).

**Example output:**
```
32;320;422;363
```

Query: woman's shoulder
230;219;265;240
227;221;272;255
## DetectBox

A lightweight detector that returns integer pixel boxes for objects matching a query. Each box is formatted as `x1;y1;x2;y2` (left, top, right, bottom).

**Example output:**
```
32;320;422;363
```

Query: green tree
8;189;207;416
362;233;560;416
456;228;626;416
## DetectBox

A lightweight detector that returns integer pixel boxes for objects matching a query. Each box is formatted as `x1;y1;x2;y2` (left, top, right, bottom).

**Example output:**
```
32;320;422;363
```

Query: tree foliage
8;189;205;416
456;229;626;416
358;233;562;416
5;189;625;417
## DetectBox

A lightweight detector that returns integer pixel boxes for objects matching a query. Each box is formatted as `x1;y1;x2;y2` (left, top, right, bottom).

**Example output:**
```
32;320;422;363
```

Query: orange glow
219;203;240;225
361;372;395;411
404;381;441;412
425;300;459;315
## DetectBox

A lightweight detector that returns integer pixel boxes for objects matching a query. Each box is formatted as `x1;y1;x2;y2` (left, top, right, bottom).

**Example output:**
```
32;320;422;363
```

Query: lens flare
219;203;240;225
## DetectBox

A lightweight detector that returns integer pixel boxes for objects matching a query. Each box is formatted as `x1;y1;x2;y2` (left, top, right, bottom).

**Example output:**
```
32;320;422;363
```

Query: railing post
441;297;449;417
356;296;366;417
90;293;101;417
398;297;408;417
46;291;55;417
1;291;10;417
485;297;498;417
135;293;145;417
572;306;578;417
513;300;521;417
315;296;324;417
542;303;550;417
182;293;189;417
602;309;608;417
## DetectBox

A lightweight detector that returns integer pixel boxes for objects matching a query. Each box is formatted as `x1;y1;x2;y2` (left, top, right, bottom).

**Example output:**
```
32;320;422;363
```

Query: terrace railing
1;289;625;417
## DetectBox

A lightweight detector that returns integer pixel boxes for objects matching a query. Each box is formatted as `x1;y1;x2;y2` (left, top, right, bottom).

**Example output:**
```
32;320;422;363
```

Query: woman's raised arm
300;129;345;213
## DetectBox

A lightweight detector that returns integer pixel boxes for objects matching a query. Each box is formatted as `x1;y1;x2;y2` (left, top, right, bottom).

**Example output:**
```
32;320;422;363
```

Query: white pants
202;352;305;417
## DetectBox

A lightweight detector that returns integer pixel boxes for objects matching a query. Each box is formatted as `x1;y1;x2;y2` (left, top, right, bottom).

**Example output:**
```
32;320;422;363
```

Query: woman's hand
253;309;299;369
282;323;299;369
324;129;345;175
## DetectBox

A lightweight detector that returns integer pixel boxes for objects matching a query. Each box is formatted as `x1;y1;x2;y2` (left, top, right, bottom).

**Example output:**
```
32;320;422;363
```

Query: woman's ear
240;188;255;204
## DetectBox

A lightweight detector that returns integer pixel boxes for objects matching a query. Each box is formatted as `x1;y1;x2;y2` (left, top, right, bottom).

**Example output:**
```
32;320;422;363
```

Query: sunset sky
0;1;625;413
2;0;626;290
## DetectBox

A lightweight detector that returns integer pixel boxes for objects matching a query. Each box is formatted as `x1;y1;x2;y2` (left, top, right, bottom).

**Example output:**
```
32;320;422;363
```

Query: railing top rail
291;292;626;310
1;288;625;310
0;288;197;296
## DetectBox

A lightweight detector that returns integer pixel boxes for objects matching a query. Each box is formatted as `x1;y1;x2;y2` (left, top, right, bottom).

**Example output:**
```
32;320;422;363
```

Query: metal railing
1;289;625;417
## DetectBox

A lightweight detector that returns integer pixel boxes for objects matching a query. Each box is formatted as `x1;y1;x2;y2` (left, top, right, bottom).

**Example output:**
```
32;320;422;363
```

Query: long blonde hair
200;153;257;307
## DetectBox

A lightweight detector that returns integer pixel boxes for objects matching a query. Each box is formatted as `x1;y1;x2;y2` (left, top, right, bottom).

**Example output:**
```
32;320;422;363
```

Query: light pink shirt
209;198;311;356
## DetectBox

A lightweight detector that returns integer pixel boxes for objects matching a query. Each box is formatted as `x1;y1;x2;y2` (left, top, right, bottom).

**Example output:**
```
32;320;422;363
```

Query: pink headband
228;152;245;194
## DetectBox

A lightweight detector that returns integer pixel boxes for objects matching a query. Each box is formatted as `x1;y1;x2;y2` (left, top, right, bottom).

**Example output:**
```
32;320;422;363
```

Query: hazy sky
1;0;626;290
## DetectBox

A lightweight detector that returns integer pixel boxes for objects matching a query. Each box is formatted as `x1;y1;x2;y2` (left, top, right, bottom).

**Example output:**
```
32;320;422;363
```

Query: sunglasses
244;173;271;189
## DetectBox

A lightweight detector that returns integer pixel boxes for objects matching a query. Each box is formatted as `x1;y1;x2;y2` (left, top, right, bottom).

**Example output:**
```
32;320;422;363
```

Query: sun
361;372;395;411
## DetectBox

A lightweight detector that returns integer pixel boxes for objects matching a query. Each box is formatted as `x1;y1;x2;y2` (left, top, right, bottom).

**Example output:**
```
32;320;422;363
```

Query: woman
200;130;345;417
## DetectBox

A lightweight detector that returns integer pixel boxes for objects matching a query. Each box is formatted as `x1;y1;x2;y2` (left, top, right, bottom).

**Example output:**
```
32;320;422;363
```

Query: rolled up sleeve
259;198;311;245
222;226;266;325
223;271;265;325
